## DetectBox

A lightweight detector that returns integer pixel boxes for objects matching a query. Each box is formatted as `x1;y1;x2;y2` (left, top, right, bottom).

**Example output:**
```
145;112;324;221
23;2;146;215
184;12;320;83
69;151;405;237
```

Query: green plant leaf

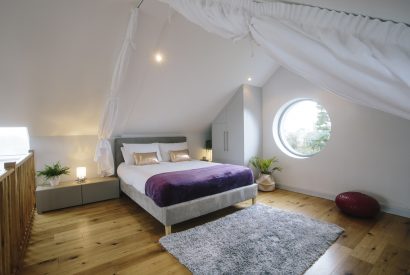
249;156;282;174
37;161;70;179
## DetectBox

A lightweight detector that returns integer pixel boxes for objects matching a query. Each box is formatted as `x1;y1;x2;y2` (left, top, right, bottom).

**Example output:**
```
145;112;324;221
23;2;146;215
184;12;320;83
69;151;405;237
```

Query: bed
114;136;258;235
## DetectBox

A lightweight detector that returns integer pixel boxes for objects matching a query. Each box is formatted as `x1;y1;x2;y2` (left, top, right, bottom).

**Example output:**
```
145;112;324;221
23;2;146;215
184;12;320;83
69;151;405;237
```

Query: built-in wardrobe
212;84;262;166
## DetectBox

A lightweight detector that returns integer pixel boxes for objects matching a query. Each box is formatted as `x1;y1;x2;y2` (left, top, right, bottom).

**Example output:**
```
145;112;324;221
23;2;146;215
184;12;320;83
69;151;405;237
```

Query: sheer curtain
161;0;410;120
94;8;139;176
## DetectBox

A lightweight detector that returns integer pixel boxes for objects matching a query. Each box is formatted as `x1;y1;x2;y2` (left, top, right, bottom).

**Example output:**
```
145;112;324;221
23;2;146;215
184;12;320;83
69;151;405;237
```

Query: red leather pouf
335;192;380;218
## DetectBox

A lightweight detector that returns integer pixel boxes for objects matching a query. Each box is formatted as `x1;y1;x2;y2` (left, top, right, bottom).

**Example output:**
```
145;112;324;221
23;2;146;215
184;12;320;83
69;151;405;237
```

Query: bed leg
165;225;172;235
252;197;256;205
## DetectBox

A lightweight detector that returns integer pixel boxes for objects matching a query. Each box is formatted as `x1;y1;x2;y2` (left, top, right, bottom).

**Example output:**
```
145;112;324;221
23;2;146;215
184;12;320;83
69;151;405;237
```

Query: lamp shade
205;140;212;150
76;167;86;180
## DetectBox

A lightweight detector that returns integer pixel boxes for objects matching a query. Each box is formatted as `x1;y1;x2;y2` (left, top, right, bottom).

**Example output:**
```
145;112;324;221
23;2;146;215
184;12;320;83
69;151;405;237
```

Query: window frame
273;98;331;159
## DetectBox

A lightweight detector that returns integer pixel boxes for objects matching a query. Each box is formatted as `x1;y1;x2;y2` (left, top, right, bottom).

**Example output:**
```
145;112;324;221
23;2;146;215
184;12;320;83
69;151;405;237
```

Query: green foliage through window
278;100;331;157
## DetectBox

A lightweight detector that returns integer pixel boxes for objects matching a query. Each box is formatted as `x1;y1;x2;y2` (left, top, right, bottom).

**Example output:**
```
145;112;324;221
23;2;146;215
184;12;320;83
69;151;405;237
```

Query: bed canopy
95;0;410;176
94;8;139;176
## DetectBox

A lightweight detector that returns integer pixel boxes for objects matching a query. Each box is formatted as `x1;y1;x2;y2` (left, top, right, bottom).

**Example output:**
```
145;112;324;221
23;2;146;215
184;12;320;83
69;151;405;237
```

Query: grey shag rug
160;204;343;275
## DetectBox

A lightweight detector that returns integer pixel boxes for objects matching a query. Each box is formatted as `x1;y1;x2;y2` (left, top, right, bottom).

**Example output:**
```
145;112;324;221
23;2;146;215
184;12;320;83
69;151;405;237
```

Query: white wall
0;0;134;136
31;135;98;183
262;68;410;218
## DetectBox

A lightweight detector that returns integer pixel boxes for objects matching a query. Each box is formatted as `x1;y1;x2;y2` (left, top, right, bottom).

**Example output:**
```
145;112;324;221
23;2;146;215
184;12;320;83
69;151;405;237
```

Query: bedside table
81;177;119;204
36;177;119;213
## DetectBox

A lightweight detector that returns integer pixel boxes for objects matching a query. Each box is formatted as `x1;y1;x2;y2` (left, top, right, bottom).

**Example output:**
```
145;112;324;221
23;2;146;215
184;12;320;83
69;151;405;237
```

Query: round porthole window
273;99;331;158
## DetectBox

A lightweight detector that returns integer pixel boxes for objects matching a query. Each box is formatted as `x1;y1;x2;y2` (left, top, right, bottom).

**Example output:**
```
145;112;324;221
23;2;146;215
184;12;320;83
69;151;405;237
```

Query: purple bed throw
145;164;254;207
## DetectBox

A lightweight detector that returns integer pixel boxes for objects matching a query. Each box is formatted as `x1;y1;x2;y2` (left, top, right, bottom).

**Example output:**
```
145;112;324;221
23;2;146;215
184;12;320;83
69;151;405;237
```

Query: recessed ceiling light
247;77;252;82
155;52;163;63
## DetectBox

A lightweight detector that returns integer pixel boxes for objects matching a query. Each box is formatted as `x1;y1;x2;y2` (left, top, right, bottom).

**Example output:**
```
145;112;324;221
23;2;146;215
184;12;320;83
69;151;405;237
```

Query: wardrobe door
225;90;244;165
211;123;228;163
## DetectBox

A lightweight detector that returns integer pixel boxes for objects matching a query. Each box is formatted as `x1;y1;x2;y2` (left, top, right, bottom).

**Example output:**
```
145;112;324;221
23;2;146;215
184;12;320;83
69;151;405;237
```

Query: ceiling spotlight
155;52;163;63
247;77;252;82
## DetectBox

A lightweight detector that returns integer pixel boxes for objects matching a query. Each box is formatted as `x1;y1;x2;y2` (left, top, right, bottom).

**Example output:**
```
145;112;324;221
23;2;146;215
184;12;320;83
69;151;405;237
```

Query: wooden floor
20;190;410;275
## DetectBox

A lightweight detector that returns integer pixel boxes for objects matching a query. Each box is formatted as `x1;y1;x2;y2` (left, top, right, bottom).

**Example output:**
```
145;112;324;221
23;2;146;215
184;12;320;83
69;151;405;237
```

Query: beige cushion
169;149;191;162
159;142;188;162
133;152;160;166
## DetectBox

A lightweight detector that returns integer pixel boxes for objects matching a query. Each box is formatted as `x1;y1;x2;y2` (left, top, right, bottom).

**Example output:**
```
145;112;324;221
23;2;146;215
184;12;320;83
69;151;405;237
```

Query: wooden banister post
4;162;16;171
5;162;20;273
1;153;36;275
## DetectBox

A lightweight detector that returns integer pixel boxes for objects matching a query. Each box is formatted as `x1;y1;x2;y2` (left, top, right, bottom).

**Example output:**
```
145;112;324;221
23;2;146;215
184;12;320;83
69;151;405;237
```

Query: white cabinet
212;123;228;162
212;84;262;166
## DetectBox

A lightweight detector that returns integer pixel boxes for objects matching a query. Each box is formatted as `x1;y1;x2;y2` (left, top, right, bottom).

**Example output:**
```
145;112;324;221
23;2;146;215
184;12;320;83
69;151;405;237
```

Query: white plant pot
48;176;61;186
256;174;275;192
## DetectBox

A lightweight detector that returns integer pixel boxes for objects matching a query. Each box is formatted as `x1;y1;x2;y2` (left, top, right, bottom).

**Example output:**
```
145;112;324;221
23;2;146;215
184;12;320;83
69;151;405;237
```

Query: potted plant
249;156;282;191
37;162;70;186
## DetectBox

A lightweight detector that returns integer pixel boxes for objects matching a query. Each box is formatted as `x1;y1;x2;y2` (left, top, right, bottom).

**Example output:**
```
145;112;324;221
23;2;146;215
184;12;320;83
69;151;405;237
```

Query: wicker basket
256;174;275;192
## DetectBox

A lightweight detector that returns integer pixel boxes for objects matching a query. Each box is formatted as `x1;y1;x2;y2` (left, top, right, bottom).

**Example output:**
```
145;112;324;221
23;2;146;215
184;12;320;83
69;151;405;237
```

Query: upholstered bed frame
114;136;258;235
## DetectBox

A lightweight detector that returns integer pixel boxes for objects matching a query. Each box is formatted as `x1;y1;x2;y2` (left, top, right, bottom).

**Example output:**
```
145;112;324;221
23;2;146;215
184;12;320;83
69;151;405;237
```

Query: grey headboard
114;136;187;175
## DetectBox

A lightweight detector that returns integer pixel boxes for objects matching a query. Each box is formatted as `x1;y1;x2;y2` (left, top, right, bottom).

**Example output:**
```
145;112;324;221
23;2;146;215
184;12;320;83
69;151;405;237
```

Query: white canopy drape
94;8;139;176
160;0;410;120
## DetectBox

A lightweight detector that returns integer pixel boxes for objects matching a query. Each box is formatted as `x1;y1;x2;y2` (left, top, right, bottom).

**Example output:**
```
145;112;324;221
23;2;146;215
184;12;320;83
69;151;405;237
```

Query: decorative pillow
169;149;191;162
159;142;188;162
133;152;160;166
123;143;162;165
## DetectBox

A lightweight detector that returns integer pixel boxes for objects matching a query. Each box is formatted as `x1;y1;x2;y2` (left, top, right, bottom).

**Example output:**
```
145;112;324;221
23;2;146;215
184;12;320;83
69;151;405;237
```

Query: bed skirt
121;180;258;226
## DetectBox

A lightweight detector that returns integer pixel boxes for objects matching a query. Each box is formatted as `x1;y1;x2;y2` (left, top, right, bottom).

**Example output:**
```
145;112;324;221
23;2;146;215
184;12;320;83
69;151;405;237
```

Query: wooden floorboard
20;189;410;275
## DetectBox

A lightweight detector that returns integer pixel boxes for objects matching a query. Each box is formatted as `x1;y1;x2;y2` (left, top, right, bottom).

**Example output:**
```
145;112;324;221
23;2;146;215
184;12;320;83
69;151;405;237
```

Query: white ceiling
0;0;134;136
114;0;277;135
0;0;408;136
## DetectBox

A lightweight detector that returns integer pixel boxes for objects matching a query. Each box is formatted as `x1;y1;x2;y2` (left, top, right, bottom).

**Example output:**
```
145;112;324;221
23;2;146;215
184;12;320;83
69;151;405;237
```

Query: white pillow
159;142;188;162
122;143;162;165
120;147;133;165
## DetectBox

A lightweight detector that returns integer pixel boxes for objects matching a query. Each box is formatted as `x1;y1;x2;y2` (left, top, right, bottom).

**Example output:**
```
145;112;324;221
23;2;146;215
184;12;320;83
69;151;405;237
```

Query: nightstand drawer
81;178;119;204
36;184;82;213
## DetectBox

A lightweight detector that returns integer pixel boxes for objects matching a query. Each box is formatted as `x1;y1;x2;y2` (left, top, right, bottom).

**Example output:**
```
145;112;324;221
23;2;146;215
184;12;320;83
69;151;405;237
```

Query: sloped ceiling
0;0;408;137
114;0;278;135
0;0;134;136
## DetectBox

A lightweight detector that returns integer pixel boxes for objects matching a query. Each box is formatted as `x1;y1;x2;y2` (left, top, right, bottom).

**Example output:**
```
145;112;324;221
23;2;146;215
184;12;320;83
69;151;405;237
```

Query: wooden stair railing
0;151;36;275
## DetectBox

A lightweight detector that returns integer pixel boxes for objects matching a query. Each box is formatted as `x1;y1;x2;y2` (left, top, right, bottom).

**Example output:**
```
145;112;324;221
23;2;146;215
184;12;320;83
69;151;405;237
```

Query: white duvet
117;160;220;194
